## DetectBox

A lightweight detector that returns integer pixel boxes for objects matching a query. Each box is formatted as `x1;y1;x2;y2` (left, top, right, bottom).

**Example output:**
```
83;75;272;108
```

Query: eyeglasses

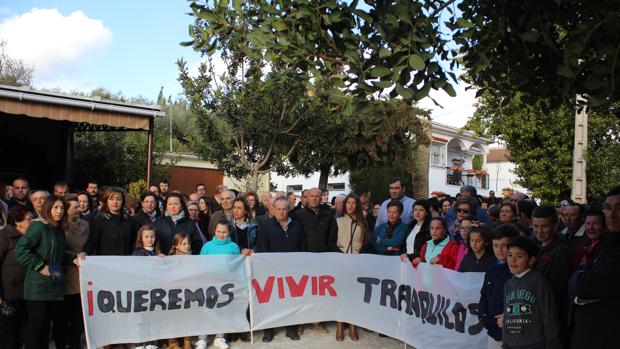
456;208;470;214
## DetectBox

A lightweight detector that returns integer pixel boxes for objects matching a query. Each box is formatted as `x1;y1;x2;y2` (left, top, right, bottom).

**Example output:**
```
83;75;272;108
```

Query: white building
428;122;492;197
272;121;492;200
485;147;529;196
271;171;351;201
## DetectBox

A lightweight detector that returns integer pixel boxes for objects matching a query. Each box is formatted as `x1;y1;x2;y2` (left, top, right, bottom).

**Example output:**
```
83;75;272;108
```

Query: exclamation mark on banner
87;281;94;316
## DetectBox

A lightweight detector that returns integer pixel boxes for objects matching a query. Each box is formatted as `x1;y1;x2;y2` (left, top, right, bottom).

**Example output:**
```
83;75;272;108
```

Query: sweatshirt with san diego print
502;269;562;349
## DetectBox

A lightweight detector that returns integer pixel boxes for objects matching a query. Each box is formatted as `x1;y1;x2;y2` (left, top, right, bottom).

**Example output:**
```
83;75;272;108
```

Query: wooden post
571;95;588;204
146;116;154;185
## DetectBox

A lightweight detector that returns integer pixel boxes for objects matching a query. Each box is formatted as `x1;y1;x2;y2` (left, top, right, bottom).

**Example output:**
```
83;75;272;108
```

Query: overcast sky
0;1;476;128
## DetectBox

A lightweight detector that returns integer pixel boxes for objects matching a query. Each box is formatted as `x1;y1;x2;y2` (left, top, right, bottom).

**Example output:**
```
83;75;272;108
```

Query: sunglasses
456;208;470;213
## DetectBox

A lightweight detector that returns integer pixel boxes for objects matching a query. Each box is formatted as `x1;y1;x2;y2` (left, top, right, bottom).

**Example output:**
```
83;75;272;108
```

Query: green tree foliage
288;92;430;189
456;0;620;111
73;89;172;188
182;0;461;107
178;59;321;192
349;162;413;205
0;40;33;86
466;93;620;203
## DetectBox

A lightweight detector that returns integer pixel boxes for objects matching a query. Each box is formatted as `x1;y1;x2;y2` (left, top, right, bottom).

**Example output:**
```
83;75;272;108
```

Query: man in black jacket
571;186;620;349
288;188;337;334
255;197;304;342
290;188;338;253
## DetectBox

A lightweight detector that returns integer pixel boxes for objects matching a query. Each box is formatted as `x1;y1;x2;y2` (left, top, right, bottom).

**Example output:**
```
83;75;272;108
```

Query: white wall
272;172;351;202
486;161;528;195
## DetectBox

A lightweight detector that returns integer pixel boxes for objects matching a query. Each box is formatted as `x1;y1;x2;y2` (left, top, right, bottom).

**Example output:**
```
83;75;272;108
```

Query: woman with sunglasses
448;196;477;243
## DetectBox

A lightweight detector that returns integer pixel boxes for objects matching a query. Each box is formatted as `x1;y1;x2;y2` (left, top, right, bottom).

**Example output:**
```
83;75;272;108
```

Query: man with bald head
207;189;236;238
8;178;34;213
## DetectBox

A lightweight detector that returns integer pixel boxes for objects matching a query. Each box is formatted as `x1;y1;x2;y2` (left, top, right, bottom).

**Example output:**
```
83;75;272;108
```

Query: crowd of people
0;176;618;349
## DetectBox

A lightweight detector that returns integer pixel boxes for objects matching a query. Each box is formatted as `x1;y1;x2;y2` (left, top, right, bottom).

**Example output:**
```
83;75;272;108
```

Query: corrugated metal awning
0;85;164;131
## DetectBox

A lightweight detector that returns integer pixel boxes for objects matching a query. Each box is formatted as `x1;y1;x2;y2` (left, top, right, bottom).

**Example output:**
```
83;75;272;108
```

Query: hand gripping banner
79;253;486;349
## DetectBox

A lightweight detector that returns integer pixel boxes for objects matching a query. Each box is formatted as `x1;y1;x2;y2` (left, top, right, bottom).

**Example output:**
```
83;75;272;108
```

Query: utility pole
571;95;588;204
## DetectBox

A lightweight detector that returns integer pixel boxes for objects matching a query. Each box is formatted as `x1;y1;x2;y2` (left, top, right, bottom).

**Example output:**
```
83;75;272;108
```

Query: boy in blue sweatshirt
197;220;240;349
478;225;519;348
500;236;561;349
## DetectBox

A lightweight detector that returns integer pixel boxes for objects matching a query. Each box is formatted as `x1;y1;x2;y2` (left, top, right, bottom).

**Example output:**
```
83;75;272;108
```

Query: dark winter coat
255;217;305;253
478;261;512;341
132;209;158;228
290;206;338;252
458;249;497;273
533;237;570;327
153;215;202;255
571;233;620;349
0;225;26;301
83;213;137;256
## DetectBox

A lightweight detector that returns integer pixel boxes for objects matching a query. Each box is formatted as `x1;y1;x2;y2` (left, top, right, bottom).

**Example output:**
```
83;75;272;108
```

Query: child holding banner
413;217;458;270
197;220;241;349
166;233;194;349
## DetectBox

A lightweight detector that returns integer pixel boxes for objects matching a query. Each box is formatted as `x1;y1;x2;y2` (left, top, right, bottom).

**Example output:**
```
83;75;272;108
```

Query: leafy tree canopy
456;0;620;111
466;92;620;203
182;0;462;109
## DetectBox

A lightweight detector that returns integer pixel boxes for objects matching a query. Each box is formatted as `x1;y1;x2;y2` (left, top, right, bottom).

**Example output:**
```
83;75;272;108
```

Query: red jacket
419;239;459;270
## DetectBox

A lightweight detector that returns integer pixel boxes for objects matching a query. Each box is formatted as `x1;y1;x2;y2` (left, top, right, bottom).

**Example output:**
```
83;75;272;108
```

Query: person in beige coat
335;193;371;340
62;194;90;349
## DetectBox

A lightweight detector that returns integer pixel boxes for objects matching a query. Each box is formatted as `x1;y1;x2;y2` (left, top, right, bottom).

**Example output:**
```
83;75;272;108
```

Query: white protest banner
80;253;486;349
249;253;486;349
79;255;249;348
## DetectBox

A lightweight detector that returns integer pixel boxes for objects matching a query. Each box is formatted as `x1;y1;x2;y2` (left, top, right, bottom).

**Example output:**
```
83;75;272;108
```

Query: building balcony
446;167;489;189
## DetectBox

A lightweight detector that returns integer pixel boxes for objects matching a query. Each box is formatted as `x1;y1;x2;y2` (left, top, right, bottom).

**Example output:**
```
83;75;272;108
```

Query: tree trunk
411;121;432;199
250;168;259;193
318;163;330;189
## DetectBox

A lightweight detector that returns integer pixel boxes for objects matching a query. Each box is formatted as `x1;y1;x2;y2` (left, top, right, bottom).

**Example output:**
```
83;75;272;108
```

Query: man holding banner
254;197;305;342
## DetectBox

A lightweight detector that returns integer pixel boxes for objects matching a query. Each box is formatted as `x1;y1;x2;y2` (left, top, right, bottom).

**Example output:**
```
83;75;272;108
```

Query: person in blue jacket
372;200;409;255
478;224;519;348
197;220;240;349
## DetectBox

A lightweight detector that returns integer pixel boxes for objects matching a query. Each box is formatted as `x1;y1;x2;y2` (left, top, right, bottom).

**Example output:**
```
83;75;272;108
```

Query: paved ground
52;322;413;349
225;323;412;349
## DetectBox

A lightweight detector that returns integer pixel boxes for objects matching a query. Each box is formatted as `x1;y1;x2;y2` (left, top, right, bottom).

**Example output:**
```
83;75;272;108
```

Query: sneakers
145;346;159;349
213;337;230;349
194;339;207;349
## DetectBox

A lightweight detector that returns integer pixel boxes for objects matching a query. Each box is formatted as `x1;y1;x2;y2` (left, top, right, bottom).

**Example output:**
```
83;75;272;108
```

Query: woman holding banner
335;193;371;341
14;195;83;349
371;200;408;255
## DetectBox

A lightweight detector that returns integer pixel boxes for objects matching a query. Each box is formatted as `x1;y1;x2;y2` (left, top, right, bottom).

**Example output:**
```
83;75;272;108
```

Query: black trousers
0;299;28;349
55;294;83;349
25;300;65;349
263;325;298;337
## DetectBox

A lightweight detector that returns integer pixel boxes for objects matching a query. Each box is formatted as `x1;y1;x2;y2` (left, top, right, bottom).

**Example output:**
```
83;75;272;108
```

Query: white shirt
405;224;422;254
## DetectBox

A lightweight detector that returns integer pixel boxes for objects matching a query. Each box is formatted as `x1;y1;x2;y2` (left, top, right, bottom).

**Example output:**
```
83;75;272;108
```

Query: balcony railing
446;168;489;189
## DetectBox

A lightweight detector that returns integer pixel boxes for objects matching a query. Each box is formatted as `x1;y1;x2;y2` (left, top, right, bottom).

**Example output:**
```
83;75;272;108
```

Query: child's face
430;220;446;240
214;224;230;241
533;217;557;245
507;246;535;275
459;220;472;241
176;238;190;254
142;230;156;248
469;232;486;254
492;237;511;261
